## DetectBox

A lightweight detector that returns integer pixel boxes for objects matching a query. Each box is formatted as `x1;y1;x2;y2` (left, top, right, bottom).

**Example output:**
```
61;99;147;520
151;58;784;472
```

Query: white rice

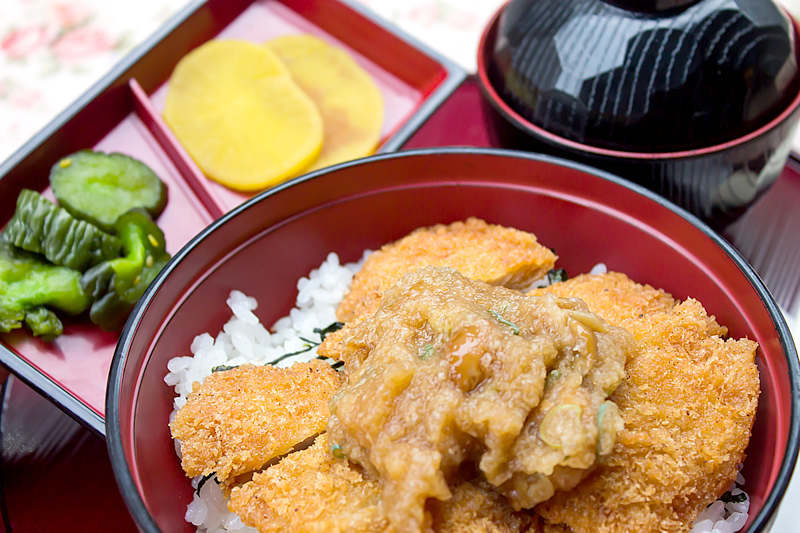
164;252;365;413
165;252;364;533
691;472;751;533
164;255;750;533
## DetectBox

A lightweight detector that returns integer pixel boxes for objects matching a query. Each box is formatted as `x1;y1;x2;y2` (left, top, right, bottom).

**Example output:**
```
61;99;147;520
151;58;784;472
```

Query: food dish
535;273;760;532
163;219;757;532
170;360;342;484
105;149;798;533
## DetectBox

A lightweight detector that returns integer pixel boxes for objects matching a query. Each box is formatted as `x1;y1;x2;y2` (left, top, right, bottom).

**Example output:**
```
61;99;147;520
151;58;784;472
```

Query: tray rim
0;0;466;437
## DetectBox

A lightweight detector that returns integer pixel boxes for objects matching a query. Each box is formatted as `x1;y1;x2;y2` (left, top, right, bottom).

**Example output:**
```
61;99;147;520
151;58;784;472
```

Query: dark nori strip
211;364;239;373
547;267;568;284
195;472;219;495
720;491;748;503
267;322;345;366
314;321;344;341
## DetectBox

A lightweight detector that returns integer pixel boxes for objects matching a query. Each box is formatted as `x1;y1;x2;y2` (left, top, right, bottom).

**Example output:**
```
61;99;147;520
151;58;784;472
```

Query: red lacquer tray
1;76;799;533
0;0;465;435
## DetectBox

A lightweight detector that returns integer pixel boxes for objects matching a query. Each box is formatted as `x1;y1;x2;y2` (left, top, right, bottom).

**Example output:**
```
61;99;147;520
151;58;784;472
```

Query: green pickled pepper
81;209;171;332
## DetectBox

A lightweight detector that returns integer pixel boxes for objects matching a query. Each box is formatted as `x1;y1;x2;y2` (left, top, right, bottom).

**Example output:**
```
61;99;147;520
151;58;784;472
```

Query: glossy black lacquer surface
491;0;799;152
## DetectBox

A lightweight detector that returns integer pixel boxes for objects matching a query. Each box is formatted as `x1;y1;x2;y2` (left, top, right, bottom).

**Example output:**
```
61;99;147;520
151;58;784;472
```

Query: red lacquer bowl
105;148;799;532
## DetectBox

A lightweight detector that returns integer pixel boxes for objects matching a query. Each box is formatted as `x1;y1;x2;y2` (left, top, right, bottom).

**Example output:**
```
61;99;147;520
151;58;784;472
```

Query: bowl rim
105;146;800;533
477;2;800;159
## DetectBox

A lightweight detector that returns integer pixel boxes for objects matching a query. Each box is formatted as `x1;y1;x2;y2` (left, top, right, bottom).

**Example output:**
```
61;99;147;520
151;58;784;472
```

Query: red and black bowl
478;0;800;229
105;148;799;532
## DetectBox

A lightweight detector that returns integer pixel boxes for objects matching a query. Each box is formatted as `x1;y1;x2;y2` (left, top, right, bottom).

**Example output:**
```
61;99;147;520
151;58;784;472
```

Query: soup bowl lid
488;0;800;152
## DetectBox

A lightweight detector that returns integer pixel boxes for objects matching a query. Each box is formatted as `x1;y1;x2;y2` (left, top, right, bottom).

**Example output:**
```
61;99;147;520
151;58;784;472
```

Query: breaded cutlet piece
229;434;538;533
428;479;539;533
532;273;760;533
337;218;557;323
318;218;556;360
531;271;678;328
170;361;343;483
229;434;389;533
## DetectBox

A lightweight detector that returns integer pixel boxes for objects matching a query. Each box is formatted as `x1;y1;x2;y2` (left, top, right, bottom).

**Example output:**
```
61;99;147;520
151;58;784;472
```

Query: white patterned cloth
0;0;183;163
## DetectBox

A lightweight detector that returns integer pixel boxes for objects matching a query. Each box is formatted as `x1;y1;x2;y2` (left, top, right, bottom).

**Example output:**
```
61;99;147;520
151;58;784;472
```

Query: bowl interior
107;149;798;532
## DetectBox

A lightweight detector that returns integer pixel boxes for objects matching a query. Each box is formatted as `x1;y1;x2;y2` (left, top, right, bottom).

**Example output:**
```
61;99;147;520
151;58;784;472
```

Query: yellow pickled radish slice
163;40;323;192
265;34;384;171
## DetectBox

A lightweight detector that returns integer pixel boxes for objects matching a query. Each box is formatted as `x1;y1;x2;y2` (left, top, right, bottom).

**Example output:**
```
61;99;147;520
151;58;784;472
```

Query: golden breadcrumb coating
229;434;387;533
336;217;556;323
319;218;556;361
229;434;538;533
532;272;760;533
170;361;343;482
428;479;539;533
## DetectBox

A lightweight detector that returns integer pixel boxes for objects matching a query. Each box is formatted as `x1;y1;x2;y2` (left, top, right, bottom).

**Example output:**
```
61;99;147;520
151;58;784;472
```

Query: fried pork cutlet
337;218;557;322
170;361;343;483
532;273;760;533
318;218;557;360
229;434;387;533
228;434;537;533
428;478;539;533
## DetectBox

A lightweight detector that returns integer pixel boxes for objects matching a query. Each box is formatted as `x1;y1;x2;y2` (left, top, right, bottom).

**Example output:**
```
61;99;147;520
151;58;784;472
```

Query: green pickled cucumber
2;189;120;271
50;150;168;233
0;241;90;339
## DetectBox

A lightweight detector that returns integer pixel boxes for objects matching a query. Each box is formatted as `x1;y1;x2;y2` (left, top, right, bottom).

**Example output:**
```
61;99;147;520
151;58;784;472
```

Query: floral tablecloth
0;0;178;163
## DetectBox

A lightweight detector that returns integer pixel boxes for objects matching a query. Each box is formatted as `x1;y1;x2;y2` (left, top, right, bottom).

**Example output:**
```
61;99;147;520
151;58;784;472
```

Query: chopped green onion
489;310;520;335
420;343;435;360
331;443;346;459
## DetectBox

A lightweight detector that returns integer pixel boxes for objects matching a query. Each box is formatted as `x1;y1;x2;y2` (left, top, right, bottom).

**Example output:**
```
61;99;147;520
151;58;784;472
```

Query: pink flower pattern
0;4;116;63
52;26;115;60
0;0;153;163
1;26;53;59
